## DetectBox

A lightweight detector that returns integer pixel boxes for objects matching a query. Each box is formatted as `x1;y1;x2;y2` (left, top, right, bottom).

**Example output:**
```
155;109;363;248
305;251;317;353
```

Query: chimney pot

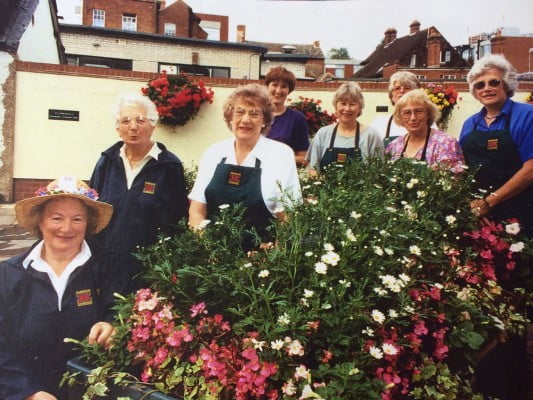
409;20;421;35
237;24;246;43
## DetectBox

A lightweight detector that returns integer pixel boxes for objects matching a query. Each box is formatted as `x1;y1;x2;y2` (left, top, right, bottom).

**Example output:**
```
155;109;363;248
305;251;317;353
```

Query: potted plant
142;71;214;126
65;158;531;399
288;96;337;137
424;83;460;130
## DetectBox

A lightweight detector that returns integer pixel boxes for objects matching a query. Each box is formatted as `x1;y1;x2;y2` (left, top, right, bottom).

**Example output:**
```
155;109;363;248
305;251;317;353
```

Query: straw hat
15;176;113;234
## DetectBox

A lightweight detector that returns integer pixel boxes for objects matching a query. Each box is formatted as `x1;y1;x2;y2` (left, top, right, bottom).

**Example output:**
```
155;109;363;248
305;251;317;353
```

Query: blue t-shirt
267;108;310;152
459;98;533;163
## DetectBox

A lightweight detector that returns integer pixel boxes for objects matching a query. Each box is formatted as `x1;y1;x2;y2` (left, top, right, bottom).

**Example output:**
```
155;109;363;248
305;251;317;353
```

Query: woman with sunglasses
460;54;533;238
460;54;532;400
385;89;464;172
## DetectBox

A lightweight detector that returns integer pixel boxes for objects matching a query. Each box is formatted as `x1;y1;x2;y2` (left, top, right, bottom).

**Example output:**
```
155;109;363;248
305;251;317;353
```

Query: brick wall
12;179;51;202
83;0;157;33
62;30;260;79
158;0;206;39
196;13;229;41
491;36;533;73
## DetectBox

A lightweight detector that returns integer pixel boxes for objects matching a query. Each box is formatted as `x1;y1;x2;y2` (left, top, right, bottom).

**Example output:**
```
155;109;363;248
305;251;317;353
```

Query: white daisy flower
369;346;383;359
270;339;284;350
371;309;386;324
314;262;328;275
382;343;399;355
258;269;270;278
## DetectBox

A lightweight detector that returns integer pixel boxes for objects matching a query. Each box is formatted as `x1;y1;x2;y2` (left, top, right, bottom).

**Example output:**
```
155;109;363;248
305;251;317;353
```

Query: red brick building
354;20;468;80
491;34;533;73
82;0;207;39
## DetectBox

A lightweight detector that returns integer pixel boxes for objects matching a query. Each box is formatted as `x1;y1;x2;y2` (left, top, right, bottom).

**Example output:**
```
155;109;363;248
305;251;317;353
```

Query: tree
328;47;351;59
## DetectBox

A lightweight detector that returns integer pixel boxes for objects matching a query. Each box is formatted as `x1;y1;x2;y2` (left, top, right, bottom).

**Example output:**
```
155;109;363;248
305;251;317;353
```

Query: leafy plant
288;96;337;137
424;83;460;130
142;71;214;126
67;158;531;399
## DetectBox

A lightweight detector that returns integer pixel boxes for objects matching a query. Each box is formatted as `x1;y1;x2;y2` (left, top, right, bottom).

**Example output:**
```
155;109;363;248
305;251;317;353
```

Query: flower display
142;71;214;126
526;92;533;103
288;96;337;137
424;83;460;130
68;158;531;400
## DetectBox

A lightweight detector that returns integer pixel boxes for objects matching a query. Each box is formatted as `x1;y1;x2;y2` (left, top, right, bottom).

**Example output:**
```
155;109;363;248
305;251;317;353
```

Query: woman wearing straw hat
0;176;125;400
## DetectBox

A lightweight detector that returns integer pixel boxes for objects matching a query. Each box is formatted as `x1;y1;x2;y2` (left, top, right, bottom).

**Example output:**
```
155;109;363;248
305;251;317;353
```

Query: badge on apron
486;139;499;150
76;289;93;307
143;181;156;194
227;171;242;186
336;153;348;163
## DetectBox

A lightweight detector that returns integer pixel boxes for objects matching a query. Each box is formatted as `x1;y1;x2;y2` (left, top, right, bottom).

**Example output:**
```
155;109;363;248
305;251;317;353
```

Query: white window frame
122;13;137;31
92;9;105;27
164;23;176;36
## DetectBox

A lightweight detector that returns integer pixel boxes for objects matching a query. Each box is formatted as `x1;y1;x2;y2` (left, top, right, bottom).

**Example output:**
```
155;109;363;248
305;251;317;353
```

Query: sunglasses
473;79;501;91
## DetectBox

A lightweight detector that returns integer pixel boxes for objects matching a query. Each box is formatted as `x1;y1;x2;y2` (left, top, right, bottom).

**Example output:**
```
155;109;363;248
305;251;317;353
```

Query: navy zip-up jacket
0;244;124;400
90;141;188;291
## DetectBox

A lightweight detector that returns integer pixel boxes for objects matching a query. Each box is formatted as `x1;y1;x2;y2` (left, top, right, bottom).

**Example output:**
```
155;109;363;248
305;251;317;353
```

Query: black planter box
66;358;179;400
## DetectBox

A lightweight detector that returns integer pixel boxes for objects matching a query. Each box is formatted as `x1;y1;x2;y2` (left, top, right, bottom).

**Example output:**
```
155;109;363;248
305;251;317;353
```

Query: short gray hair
113;92;159;126
332;82;365;113
467;54;518;97
388;71;421;103
393;89;441;127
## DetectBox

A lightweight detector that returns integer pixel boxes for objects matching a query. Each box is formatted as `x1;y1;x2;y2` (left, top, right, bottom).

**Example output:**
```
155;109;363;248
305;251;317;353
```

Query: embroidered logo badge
487;139;499;150
143;181;156;194
336;153;348;163
76;289;93;307
227;171;242;186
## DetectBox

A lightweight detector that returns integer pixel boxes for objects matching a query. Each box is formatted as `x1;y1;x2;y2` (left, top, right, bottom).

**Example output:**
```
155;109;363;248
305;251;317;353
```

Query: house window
441;50;451;63
441;75;456;80
92;9;105;27
122;13;137;31
415;75;426;81
158;63;230;78
410;54;416;67
164;23;176;36
67;54;132;70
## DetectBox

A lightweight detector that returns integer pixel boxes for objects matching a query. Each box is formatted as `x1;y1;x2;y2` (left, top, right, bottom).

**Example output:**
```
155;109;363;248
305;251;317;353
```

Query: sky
58;0;533;60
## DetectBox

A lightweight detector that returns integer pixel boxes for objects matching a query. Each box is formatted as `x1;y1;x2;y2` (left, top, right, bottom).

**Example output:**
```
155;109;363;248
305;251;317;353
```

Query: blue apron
461;105;533;236
319;122;361;170
205;157;274;249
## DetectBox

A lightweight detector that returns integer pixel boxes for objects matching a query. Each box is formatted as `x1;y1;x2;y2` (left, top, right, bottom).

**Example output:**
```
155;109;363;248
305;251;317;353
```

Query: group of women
1;54;531;400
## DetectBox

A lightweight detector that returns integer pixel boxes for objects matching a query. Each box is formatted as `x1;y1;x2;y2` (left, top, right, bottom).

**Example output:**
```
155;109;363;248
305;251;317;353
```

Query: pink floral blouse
385;130;465;173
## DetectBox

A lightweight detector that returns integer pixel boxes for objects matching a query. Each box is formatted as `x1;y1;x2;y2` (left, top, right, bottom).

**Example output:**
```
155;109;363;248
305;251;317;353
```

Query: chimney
157;0;166;11
409;20;421;35
237;24;246;43
427;27;442;67
384;28;397;45
313;40;320;48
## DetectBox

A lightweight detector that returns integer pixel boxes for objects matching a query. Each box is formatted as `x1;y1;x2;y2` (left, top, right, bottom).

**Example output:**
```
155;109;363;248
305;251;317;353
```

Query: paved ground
0;204;35;261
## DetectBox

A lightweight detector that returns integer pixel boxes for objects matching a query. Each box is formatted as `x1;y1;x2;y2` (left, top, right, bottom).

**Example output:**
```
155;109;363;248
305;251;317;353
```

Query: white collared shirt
23;240;92;310
120;142;161;189
189;135;302;215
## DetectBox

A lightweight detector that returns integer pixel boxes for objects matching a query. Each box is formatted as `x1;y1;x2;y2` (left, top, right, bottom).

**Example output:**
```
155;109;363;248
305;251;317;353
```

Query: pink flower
190;302;207;317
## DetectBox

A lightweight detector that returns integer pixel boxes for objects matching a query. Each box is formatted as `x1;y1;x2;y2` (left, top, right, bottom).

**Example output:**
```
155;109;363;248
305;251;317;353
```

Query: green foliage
70;157;531;399
328;47;351;60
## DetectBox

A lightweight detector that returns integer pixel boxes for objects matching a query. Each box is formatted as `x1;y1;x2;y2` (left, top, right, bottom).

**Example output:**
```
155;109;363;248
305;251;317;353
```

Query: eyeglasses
119;116;153;126
392;85;413;92
400;108;425;119
473;79;501;91
233;108;263;120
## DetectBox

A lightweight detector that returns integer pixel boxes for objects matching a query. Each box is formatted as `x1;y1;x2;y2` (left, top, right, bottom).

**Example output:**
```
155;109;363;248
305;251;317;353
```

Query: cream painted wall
13;71;531;180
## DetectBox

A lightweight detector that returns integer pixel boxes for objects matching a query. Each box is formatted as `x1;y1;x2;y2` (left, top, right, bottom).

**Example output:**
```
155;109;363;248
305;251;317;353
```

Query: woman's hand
88;321;115;348
25;392;57;400
470;198;490;218
188;200;208;231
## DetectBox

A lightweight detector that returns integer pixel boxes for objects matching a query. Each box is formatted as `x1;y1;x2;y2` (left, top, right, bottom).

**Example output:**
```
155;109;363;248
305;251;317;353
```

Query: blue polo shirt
459;98;533;163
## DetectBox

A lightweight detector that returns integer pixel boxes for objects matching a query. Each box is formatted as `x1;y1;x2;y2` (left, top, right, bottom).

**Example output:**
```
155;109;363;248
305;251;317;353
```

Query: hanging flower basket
142;71;214;126
288;96;337;137
425;83;460;131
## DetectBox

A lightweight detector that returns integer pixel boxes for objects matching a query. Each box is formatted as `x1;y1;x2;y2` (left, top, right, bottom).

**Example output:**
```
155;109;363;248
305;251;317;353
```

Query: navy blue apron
461;105;533;236
319;122;361;170
399;126;431;162
383;115;399;147
205;157;274;250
